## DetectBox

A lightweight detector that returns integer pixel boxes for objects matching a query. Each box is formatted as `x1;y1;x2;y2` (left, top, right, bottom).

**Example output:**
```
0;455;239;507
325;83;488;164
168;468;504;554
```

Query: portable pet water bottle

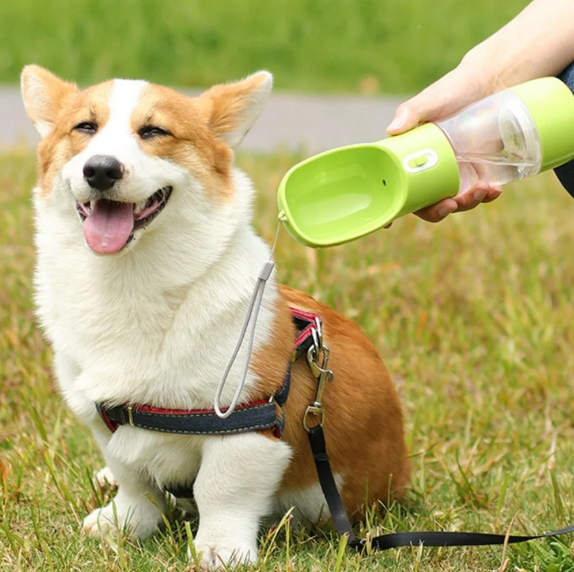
277;77;574;247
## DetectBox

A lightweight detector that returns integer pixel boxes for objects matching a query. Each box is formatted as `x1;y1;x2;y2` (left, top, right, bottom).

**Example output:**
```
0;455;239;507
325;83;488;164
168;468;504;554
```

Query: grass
0;0;529;93
2;148;574;571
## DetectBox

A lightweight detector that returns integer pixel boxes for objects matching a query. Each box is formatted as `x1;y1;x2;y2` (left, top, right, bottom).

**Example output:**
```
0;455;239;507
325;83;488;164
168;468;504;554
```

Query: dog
21;65;410;570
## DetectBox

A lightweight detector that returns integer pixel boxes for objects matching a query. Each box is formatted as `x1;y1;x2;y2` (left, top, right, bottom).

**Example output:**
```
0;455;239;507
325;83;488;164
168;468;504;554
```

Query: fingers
481;185;503;203
414;183;502;222
453;183;502;212
452;182;489;212
414;198;458;223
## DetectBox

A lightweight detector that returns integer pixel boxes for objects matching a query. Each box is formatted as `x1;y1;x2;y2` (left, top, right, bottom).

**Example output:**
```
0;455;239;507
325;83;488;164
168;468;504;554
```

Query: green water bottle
277;77;574;247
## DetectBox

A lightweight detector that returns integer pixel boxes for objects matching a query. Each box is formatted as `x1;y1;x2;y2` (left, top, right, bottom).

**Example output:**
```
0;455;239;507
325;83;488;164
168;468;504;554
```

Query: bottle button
403;149;439;173
408;155;429;169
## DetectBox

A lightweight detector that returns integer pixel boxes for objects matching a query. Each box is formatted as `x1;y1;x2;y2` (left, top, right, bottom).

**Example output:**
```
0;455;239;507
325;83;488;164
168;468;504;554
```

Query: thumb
386;102;421;135
386;68;472;135
386;82;451;135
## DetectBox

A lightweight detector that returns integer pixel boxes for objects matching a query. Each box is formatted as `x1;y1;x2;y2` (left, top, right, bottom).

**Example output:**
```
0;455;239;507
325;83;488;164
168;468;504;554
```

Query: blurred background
1;0;531;152
2;0;527;93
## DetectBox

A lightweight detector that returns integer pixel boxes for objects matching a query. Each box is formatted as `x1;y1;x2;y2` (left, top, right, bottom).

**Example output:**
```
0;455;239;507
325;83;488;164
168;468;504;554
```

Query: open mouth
77;186;172;254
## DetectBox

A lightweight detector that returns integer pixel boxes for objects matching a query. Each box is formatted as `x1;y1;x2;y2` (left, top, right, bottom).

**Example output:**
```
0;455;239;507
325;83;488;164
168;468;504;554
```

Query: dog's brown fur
252;286;411;516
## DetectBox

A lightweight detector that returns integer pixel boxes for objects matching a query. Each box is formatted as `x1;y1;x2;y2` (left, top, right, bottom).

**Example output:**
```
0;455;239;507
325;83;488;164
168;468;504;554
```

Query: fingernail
387;115;406;132
438;202;458;218
473;188;487;201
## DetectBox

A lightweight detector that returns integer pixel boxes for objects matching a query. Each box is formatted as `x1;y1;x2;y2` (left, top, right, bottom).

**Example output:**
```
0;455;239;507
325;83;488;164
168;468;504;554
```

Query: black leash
303;317;574;554
308;417;574;553
307;426;360;546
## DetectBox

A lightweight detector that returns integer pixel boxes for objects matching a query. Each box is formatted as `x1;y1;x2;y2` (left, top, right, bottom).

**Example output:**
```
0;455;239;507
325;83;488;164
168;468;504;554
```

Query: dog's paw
83;505;118;537
95;467;118;489
190;541;258;571
83;500;161;539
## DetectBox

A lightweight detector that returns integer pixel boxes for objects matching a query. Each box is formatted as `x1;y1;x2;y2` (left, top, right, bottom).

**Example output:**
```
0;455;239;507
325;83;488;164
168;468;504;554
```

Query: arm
388;0;574;222
476;0;574;84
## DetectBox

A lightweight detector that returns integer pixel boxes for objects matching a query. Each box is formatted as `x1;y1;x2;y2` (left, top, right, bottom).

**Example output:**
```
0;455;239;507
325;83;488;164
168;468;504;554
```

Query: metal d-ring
311;326;320;355
313;317;322;345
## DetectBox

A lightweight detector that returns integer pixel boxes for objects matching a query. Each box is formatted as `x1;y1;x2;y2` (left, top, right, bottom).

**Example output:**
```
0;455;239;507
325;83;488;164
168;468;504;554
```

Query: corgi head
21;65;272;256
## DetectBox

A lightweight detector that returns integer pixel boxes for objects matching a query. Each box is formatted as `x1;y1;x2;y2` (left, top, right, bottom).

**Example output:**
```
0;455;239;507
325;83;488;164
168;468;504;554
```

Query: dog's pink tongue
83;199;134;254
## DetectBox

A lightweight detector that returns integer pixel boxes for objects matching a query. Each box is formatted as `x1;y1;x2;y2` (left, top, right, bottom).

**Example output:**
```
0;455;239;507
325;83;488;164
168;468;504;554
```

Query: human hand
387;59;504;222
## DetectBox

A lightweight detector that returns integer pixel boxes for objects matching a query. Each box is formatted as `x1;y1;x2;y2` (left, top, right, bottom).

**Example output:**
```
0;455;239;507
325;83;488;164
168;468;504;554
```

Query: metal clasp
303;319;334;432
127;405;135;427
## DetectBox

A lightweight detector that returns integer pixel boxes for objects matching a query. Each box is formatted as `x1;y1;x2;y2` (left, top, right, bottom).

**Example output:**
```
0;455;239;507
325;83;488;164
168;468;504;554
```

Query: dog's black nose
83;155;124;191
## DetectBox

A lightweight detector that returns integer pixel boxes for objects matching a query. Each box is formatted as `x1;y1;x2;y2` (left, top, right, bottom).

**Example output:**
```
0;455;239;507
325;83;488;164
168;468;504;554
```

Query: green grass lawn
1;0;529;93
2;150;574;571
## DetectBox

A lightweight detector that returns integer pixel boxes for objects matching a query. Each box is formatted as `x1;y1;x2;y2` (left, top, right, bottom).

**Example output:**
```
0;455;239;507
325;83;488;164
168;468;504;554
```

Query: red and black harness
96;307;319;439
96;308;574;553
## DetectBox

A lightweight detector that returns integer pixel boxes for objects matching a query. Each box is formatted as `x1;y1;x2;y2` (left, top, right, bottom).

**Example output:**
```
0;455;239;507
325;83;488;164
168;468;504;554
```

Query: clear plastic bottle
436;90;542;193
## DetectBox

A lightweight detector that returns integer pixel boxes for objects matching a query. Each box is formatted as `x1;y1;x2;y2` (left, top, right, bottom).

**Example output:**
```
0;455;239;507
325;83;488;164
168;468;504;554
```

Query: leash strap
307;425;359;545
307;406;574;553
367;524;574;550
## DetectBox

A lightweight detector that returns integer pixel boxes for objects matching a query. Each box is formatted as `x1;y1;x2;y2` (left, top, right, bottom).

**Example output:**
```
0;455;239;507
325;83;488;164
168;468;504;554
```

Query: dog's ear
21;65;78;138
200;71;273;148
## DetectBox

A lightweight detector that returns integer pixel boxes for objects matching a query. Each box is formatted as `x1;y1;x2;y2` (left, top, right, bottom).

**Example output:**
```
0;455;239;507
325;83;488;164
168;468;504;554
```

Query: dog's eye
73;121;98;135
139;125;172;140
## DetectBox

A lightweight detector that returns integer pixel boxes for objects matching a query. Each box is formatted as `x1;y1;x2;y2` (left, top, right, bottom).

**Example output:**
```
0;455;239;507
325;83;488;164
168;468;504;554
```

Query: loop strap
214;223;283;419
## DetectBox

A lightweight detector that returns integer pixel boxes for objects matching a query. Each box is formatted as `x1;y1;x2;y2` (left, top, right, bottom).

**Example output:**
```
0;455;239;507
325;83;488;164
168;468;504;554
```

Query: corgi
21;65;410;570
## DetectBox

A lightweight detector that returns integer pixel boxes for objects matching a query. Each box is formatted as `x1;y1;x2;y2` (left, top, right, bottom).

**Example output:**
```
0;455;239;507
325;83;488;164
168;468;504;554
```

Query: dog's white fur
30;74;295;568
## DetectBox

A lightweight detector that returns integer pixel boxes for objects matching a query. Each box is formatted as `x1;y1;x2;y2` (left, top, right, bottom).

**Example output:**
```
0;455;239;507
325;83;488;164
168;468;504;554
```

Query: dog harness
94;307;574;554
96;306;319;439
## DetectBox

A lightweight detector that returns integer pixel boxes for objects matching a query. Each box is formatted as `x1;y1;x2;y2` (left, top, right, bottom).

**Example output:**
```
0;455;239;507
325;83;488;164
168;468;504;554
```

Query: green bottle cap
511;77;574;171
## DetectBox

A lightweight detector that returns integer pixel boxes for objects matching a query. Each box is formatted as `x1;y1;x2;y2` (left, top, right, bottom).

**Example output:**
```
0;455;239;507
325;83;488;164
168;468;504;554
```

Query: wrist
458;43;508;94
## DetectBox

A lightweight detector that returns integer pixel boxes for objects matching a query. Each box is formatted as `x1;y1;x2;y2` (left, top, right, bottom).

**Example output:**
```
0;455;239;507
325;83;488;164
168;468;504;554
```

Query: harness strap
97;364;291;437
